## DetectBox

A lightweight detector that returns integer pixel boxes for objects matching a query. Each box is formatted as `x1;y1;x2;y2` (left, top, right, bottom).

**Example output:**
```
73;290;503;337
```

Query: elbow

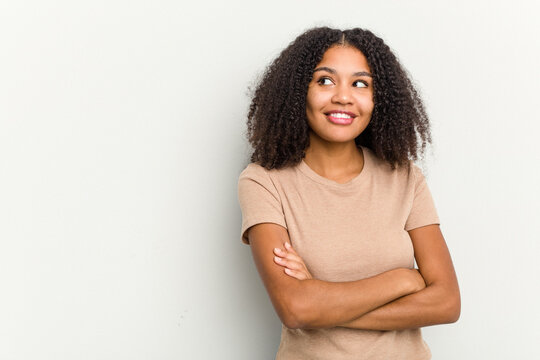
448;297;461;323
441;290;461;324
276;292;313;330
280;312;304;330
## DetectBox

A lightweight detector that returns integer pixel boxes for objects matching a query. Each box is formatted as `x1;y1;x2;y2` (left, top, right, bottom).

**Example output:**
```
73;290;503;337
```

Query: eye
353;80;368;88
317;77;334;86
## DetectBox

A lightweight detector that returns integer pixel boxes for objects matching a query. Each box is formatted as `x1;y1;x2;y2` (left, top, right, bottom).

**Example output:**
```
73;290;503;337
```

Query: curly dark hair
246;27;432;170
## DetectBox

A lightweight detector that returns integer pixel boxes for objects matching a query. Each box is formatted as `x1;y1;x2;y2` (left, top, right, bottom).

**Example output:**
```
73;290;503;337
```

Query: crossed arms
247;223;460;330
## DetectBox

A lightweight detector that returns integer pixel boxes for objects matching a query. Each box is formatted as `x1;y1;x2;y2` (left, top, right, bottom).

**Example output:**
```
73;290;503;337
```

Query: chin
320;134;360;143
309;123;365;144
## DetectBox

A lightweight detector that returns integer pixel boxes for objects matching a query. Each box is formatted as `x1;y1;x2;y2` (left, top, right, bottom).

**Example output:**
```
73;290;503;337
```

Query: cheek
305;94;320;123
306;87;331;110
355;94;374;113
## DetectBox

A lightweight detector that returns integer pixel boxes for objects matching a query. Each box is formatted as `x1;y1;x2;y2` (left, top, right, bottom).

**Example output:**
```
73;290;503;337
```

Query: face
306;45;374;144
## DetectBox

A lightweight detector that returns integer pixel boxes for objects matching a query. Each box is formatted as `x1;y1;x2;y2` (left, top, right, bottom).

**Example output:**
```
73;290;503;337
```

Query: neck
303;132;364;180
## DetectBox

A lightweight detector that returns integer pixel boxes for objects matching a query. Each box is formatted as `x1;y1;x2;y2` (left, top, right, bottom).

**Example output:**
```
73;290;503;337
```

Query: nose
331;83;353;105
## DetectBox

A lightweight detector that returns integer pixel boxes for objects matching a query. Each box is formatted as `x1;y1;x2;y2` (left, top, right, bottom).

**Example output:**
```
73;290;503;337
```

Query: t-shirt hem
404;221;440;232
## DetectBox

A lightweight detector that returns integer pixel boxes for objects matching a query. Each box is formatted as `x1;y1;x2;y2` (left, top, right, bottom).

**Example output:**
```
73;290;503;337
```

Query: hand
273;242;313;280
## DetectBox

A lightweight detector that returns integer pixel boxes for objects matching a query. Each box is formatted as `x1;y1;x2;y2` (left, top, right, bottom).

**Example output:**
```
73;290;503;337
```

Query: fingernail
274;256;281;262
285;242;291;248
274;248;282;253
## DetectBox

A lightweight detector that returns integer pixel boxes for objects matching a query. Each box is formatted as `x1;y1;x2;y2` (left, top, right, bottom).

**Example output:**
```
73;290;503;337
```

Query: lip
325;110;356;125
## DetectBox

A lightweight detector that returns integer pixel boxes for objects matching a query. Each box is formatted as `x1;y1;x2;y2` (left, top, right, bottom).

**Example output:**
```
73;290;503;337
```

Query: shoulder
239;162;268;180
238;163;275;191
239;161;299;184
237;163;284;198
407;162;429;188
363;147;417;182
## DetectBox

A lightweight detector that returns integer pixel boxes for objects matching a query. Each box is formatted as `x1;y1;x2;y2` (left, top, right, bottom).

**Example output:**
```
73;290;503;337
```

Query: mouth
325;111;356;125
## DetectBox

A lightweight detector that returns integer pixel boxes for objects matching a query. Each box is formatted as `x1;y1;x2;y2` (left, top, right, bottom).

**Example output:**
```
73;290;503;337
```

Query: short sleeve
237;164;287;244
404;164;440;231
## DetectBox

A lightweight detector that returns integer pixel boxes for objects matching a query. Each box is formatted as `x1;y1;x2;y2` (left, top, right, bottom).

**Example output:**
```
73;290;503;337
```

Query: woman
238;27;460;359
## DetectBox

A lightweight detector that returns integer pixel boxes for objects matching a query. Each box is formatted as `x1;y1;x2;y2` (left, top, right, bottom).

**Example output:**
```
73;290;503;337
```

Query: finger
276;244;297;258
274;256;306;271
284;267;308;280
284;242;295;252
279;247;305;263
275;256;312;280
280;251;305;265
277;246;310;273
273;256;293;268
284;242;301;256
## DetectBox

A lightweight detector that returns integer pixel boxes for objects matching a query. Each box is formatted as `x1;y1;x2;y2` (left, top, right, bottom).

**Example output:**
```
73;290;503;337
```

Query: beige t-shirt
237;145;440;360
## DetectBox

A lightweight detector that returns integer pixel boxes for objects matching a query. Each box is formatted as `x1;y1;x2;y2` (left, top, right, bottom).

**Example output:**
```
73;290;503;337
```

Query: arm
339;224;460;330
247;223;425;329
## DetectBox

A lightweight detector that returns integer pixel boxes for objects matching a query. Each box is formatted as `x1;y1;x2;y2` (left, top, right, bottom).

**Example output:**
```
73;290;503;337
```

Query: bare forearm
338;282;461;331
287;268;421;329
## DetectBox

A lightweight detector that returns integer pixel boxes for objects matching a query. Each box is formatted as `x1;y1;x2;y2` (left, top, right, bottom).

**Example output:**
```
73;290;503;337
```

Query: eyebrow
313;66;372;77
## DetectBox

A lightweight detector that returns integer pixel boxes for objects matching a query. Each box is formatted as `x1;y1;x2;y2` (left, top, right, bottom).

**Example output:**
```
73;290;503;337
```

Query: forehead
316;45;371;72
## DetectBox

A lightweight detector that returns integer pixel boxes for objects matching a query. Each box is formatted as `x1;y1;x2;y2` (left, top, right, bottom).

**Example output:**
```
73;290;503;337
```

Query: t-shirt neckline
297;146;370;188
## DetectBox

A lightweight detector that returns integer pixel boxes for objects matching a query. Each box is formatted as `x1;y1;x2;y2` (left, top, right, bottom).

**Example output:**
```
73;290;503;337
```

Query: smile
325;111;356;125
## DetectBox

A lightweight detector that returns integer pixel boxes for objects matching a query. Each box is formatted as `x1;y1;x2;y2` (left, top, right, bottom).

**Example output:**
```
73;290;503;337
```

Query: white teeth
329;112;352;119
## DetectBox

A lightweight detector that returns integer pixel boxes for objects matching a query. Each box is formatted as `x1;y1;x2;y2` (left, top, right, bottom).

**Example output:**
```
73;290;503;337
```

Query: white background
1;0;539;359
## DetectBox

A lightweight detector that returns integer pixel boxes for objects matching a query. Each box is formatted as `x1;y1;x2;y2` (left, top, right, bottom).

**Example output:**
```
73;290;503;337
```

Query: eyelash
353;80;368;88
316;77;368;88
317;77;333;85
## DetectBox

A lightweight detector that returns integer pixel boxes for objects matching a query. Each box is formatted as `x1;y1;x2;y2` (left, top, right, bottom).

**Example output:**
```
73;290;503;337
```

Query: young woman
238;27;460;359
